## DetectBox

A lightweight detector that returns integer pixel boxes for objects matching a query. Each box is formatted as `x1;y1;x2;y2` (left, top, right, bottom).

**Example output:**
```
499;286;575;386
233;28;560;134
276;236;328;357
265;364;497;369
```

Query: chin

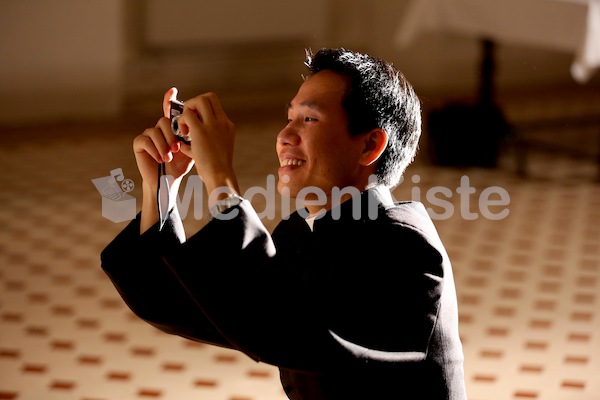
277;181;300;199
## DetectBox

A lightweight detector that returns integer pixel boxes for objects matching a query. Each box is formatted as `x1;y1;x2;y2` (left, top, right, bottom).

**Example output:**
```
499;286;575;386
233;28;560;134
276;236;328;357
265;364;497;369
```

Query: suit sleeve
102;194;449;374
100;209;233;348
161;201;447;372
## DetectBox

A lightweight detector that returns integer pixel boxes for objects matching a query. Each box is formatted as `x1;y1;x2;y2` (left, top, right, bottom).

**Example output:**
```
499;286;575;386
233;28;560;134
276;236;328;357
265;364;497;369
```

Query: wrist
209;192;243;219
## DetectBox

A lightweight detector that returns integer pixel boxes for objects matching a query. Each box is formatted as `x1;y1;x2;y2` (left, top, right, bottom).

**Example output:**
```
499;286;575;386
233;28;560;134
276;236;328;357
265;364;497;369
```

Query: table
396;0;600;177
395;0;600;83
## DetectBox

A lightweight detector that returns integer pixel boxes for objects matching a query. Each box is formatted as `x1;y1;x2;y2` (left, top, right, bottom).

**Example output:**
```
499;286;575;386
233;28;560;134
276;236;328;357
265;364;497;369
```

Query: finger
133;132;162;164
178;108;201;137
184;92;222;123
135;125;174;163
162;87;179;118
204;92;228;120
155;117;181;152
178;142;193;159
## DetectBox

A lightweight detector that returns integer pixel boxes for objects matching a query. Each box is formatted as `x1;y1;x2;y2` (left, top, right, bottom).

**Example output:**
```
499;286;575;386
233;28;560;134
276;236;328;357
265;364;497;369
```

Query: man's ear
359;128;388;166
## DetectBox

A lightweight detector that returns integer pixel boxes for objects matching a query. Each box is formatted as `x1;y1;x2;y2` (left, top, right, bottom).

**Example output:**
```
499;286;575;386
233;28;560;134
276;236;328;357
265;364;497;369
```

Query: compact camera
169;99;191;144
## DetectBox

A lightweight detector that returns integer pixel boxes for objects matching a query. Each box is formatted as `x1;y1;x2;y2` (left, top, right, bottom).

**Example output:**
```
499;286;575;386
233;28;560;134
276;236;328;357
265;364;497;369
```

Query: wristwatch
209;193;243;218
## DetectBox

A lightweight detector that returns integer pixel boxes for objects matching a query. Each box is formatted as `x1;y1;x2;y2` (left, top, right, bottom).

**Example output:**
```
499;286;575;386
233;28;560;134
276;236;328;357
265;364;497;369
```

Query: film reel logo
92;168;136;223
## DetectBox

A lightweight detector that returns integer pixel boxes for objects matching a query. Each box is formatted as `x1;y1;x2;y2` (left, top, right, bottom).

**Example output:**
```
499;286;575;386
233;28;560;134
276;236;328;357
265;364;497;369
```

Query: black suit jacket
101;185;467;399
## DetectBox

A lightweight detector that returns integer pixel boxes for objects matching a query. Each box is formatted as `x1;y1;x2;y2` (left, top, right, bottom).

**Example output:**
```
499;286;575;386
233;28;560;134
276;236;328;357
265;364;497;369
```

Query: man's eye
305;117;318;122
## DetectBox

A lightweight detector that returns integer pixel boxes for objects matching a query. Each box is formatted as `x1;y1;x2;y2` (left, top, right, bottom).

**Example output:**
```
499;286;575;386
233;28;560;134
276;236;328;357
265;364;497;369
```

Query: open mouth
280;159;306;167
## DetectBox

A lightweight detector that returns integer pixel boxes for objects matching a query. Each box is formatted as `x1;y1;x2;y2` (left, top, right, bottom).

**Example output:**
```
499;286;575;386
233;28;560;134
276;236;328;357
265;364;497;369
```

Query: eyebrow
286;100;322;112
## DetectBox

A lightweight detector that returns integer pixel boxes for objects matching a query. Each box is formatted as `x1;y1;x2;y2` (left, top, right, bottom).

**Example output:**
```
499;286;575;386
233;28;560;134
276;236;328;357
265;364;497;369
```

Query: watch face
213;195;243;215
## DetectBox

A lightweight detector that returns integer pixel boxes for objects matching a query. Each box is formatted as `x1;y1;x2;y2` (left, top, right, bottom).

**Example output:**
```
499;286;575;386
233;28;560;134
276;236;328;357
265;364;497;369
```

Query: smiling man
101;48;467;399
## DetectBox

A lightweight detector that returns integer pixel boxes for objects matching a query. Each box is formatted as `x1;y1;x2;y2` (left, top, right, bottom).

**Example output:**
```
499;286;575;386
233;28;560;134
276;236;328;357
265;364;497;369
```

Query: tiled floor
0;89;599;400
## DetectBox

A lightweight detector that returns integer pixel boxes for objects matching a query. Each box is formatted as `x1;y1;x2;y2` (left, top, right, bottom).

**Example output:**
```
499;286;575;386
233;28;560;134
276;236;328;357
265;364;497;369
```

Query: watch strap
209;194;243;218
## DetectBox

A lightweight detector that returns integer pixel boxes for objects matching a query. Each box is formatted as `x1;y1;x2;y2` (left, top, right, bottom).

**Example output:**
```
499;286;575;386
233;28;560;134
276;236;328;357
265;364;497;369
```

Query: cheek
321;143;359;168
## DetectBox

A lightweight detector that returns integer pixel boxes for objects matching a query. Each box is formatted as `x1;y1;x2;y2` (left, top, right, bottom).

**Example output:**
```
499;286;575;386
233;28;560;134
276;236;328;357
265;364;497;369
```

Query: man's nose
277;124;300;146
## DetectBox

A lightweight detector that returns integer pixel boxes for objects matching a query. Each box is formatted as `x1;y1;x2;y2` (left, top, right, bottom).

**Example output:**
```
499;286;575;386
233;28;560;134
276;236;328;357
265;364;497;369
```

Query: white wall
144;0;327;45
323;0;591;99
0;0;124;125
0;0;595;126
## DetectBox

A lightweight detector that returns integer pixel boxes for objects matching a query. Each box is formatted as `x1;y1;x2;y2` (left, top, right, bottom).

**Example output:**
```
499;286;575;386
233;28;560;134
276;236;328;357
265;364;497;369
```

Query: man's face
276;70;368;202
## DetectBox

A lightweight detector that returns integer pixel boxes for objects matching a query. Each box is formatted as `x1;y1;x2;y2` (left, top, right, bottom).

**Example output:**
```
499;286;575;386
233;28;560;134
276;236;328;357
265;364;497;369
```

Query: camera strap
157;163;170;231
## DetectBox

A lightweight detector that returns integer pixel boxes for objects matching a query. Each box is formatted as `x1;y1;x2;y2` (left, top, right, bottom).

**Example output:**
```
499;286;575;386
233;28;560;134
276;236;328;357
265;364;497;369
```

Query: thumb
178;143;193;159
163;87;179;118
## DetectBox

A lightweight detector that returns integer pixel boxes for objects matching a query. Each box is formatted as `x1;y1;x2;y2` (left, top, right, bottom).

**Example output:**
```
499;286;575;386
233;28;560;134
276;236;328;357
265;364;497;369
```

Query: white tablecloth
395;0;600;83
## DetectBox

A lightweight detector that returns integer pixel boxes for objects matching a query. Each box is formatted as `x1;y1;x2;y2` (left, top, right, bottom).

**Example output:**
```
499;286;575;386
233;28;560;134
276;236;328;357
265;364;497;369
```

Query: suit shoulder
385;201;436;233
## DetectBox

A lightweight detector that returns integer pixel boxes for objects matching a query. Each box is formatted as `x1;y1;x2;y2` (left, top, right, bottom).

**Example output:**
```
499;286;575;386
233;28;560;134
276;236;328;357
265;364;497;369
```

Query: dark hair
304;47;422;188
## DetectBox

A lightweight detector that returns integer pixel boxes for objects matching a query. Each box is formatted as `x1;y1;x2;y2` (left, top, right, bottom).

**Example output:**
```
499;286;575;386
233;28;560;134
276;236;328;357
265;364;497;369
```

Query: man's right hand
133;87;195;233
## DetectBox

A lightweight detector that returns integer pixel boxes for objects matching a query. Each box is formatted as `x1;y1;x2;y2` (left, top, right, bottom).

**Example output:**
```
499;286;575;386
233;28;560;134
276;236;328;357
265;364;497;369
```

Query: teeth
282;159;305;167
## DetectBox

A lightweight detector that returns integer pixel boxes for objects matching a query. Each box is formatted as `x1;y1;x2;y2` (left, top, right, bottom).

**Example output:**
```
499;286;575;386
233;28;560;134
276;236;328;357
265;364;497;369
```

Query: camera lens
171;115;181;136
170;115;191;143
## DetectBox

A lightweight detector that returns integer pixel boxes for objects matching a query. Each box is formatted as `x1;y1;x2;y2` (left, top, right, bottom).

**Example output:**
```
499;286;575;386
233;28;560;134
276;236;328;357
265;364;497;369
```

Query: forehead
289;70;348;111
